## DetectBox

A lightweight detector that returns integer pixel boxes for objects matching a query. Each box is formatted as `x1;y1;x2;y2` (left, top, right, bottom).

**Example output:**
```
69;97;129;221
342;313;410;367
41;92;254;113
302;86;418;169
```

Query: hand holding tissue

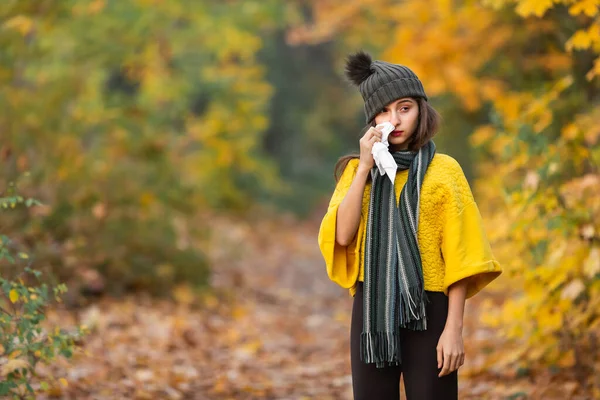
372;122;397;183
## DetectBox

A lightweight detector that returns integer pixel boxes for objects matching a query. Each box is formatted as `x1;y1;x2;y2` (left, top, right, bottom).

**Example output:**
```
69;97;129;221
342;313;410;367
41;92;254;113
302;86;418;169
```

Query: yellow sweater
318;154;502;298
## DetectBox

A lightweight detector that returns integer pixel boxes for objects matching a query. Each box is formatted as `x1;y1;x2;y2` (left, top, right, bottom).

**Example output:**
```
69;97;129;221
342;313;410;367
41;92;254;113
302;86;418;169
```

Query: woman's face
373;97;419;151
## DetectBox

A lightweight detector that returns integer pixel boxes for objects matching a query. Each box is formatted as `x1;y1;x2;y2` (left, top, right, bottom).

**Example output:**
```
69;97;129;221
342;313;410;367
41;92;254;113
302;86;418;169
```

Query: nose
390;110;401;127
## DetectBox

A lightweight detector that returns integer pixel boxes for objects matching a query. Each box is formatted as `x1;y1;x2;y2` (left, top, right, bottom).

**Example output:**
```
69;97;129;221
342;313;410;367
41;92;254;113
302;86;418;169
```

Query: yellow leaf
59;378;68;388
1;359;29;376
213;375;228;394
569;0;600;17
561;123;579;140
9;289;18;303
88;0;105;14
481;0;515;10
2;15;34;36
46;384;64;397
538;305;563;332
587;56;600;80
231;305;247;320
470;125;495;147
558;349;576;367
8;350;21;359
567;24;600;51
202;293;218;309
515;0;555;17
240;340;262;355
172;284;195;305
139;192;155;207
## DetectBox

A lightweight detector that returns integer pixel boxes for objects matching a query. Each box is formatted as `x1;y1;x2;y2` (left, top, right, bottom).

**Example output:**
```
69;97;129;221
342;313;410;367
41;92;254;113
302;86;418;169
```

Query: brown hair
333;98;441;182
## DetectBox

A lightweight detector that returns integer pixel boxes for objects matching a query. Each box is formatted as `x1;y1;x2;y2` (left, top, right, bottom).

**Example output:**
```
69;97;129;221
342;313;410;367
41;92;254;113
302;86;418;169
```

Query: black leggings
351;281;458;400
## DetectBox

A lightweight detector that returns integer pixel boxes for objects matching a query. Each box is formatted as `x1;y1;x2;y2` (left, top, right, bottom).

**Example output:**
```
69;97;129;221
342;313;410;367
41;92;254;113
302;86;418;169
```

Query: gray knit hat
345;50;428;123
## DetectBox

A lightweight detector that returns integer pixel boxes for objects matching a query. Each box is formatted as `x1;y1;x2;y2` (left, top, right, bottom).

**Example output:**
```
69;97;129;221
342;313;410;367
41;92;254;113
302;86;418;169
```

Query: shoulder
430;153;464;176
426;153;467;185
428;153;474;202
346;158;360;171
347;157;361;170
339;158;360;180
335;157;361;190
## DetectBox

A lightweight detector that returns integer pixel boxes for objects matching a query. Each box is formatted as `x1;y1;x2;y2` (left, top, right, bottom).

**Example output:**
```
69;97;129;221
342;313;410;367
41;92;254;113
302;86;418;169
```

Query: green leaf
0;380;13;395
60;348;73;358
5;252;15;264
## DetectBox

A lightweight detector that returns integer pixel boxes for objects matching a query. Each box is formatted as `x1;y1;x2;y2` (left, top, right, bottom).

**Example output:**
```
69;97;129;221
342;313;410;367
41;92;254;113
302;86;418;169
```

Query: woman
317;51;503;399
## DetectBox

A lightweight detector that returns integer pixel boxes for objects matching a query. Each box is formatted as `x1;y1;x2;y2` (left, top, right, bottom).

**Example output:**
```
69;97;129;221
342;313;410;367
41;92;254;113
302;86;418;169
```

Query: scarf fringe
360;331;401;369
398;285;429;330
360;289;430;368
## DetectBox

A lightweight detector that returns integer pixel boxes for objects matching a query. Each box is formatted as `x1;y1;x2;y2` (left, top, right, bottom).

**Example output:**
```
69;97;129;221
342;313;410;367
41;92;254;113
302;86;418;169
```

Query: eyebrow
384;99;414;108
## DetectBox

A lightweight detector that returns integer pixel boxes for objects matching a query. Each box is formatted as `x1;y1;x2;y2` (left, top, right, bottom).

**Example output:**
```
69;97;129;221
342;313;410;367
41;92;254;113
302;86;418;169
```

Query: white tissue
372;122;397;183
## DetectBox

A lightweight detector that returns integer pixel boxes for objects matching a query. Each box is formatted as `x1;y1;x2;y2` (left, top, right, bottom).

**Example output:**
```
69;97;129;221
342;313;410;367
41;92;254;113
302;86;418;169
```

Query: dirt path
200;213;586;399
39;213;586;399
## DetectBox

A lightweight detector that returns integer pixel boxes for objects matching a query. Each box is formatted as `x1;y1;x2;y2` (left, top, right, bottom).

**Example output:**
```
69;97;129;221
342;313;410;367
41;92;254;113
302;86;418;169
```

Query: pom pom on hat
344;50;428;122
344;50;374;86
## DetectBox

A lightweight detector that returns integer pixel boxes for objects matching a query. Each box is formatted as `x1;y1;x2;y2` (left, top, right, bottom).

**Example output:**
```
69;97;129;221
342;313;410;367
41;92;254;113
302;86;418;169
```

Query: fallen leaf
1;359;29;376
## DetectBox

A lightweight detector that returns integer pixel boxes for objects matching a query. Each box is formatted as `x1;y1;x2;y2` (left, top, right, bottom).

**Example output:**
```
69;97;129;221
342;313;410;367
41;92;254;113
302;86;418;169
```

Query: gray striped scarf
361;140;436;368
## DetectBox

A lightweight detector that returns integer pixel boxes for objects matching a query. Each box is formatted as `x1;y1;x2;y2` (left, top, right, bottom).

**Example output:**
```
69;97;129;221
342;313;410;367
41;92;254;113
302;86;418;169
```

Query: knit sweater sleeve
440;157;502;299
317;158;364;293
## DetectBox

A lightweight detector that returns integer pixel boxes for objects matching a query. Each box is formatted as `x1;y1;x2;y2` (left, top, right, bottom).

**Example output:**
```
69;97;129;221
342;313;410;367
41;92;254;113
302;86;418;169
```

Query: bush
0;184;86;399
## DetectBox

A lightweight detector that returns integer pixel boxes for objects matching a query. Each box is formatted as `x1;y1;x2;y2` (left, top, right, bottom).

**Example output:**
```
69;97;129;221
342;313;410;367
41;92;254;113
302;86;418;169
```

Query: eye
379;108;388;114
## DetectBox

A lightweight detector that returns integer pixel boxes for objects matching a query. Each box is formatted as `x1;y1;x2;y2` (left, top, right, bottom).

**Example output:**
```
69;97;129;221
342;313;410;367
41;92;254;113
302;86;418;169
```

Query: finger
446;353;454;373
369;127;382;136
368;128;382;137
439;353;451;377
459;353;465;368
450;354;459;372
446;354;454;375
437;347;443;370
361;135;378;145
445;356;453;375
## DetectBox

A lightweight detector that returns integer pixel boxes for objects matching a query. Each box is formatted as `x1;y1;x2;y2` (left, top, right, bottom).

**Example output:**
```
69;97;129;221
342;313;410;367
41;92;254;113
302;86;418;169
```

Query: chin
388;137;410;151
389;138;407;145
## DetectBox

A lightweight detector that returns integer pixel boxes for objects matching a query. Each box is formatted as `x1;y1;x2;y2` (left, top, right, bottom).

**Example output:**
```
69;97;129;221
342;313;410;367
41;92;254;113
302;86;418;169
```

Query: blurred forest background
1;0;599;399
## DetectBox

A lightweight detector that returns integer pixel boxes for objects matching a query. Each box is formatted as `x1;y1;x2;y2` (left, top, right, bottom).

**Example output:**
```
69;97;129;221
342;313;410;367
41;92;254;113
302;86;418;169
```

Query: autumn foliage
2;0;600;398
0;1;285;295
292;0;600;394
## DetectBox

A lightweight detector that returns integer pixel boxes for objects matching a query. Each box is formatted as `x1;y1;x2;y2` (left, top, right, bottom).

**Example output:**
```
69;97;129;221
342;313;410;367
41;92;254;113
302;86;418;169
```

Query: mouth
390;130;404;137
